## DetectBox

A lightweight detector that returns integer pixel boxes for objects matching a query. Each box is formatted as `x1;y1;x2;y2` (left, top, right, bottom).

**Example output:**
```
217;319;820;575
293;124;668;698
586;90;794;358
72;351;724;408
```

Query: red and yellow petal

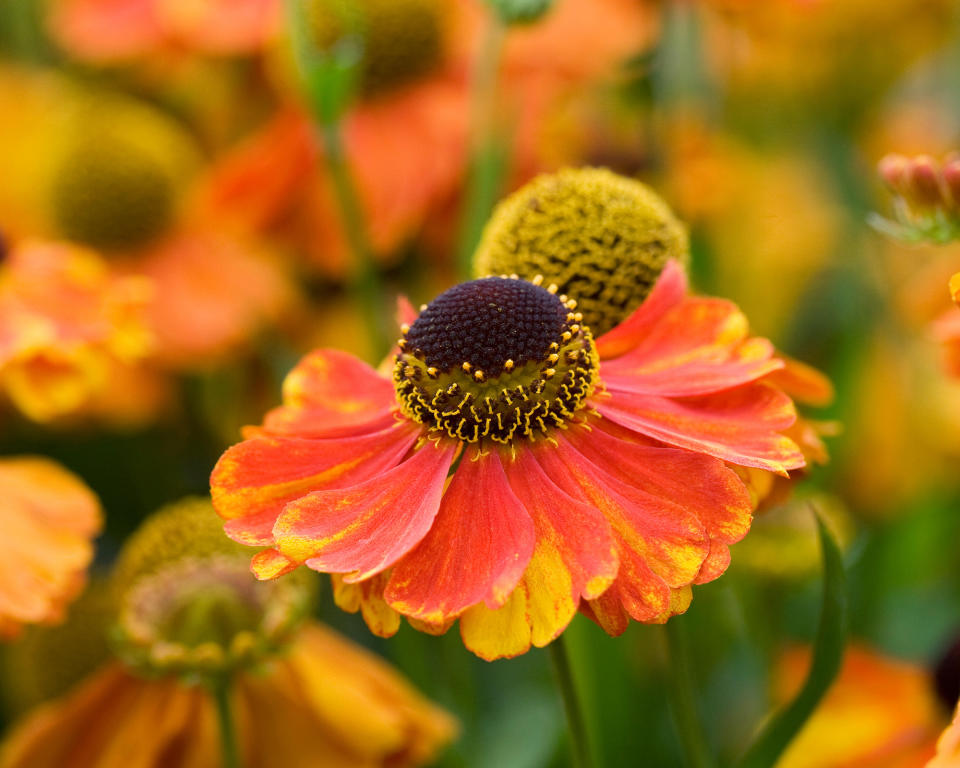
600;296;783;396
533;433;708;623
764;355;835;408
211;421;420;545
598;382;804;475
261;348;398;438
570;421;753;553
332;573;402;639
272;440;456;581
595;260;687;360
385;447;536;624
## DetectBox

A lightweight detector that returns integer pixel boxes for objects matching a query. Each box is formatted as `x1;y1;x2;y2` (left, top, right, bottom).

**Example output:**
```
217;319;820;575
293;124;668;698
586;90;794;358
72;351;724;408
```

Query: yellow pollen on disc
393;277;599;445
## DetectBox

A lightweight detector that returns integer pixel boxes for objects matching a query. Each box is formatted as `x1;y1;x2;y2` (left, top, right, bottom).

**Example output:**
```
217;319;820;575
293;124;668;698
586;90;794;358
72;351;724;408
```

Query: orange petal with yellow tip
503;448;618;602
599;382;804;475
568;421;753;563
385;447;535;623
458;588;532;661
261;348;398;438
250;548;298;580
951;272;960;305
600;297;783;396
331;573;402;638
160;0;279;55
595;260;687;359
273;441;456;581
540;433;711;589
211;421;420;545
532;436;697;623
764;355;835;408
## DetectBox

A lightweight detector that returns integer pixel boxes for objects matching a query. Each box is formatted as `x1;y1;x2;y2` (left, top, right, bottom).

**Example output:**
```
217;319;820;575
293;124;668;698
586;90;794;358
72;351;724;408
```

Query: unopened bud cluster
873;153;960;244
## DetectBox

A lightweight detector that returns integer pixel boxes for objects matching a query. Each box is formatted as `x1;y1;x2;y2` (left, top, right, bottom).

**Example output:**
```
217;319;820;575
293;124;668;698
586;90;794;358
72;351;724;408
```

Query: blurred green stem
456;11;507;280
663;619;715;768
211;677;242;768
548;635;593;768
318;119;391;359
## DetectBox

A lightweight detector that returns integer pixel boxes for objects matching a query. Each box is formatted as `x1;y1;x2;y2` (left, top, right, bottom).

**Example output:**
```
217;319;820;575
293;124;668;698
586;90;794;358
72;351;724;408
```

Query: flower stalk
663;618;715;768
211;675;242;768
284;0;391;359
548;635;594;768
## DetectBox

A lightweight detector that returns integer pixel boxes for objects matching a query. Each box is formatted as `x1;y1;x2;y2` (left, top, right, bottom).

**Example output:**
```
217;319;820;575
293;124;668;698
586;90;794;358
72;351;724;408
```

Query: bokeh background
2;0;960;765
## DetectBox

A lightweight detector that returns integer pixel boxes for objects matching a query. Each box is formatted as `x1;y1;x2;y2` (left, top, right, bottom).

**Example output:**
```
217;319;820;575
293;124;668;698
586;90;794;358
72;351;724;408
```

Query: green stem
548;635;593;768
663;619;715;768
211;677;242;768
456;11;507;280
318;119;391;359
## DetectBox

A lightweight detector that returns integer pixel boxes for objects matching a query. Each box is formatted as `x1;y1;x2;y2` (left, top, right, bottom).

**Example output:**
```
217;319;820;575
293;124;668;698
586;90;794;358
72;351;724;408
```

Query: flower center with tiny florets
394;276;599;444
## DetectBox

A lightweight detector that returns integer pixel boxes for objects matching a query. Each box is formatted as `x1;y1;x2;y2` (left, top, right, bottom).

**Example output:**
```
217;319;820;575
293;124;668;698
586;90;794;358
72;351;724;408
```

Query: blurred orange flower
0;240;153;422
775;645;944;768
49;0;280;62
0;72;295;371
0;622;456;768
0;457;101;639
212;263;806;659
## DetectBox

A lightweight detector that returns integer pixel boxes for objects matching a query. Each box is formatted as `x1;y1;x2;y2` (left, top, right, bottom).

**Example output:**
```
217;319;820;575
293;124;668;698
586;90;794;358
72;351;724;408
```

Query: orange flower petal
503;449;619;603
159;0;279;54
211;422;420;545
595;260;687;359
273;441;456;581
600;296;783;396
599;382;804;475
331;573;402;638
261;348;398;438
385;447;535;623
534;434;703;623
764;355;835;407
570;421;753;553
50;0;163;62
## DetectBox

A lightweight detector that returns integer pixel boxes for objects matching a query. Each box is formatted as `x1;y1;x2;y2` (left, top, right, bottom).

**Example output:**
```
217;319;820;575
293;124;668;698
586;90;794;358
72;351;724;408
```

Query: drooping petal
385;447;535;623
503;449;618;603
567;421;752;553
458;589;532;661
211;422;420;545
600;297;783;396
598;382;805;475
764;355;835;407
331;573;402;638
532;435;705;623
261;348;398;438
595;260;687;359
272;441;456;581
250;548;298;580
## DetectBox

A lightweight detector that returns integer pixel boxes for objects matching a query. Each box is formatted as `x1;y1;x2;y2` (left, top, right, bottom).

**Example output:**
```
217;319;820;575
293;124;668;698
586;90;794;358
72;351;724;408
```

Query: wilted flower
0;240;152;422
0;457;101;639
212;257;806;659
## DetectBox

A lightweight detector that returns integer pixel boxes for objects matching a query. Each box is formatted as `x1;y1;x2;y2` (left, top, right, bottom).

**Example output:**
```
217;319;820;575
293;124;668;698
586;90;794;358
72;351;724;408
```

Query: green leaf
736;508;848;768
